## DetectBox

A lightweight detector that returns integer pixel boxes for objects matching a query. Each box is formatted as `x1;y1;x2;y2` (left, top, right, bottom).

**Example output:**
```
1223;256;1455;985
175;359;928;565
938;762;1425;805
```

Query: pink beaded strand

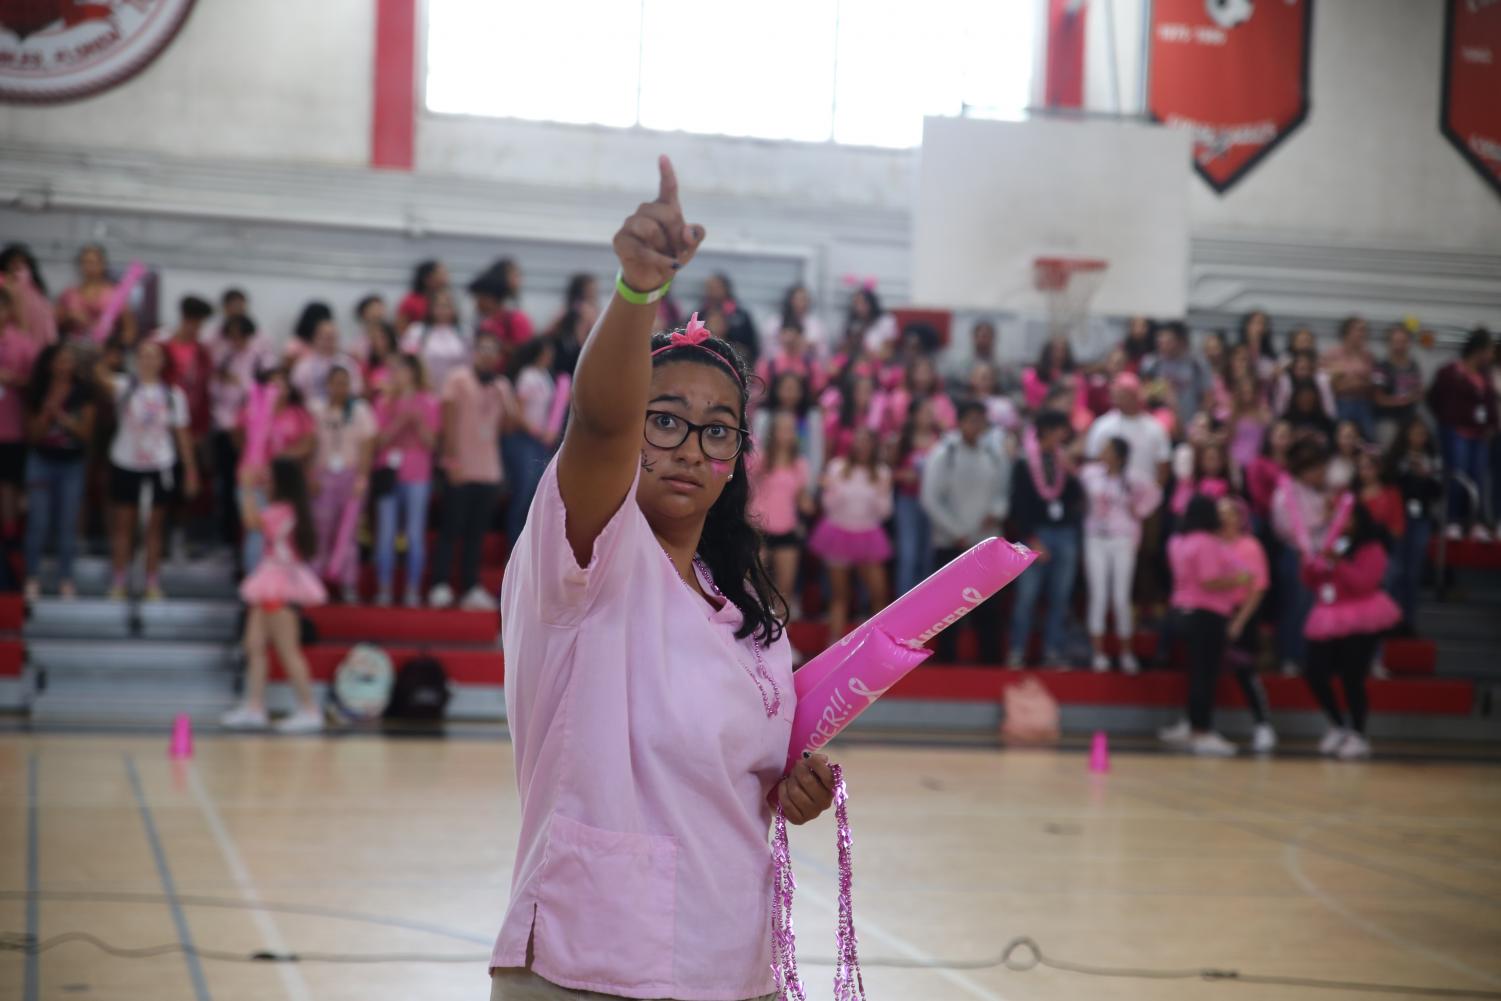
770;764;865;1001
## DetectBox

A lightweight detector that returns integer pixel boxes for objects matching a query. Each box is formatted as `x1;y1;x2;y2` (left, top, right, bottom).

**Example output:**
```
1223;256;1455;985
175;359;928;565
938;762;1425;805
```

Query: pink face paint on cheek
710;460;732;478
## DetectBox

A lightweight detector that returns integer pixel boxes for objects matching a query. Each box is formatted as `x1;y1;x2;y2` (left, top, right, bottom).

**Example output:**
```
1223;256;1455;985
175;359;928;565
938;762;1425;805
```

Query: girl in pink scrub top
491;158;834;1001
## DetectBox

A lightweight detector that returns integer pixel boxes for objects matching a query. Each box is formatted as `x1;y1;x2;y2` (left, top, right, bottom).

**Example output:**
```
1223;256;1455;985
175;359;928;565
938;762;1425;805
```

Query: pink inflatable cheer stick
92;260;147;343
785;628;930;771
545;372;572;440
242;382;278;471
795;537;1037;698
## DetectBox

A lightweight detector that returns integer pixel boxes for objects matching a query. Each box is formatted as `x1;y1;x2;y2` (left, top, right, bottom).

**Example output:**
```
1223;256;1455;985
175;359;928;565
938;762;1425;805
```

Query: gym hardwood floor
3;732;1499;1000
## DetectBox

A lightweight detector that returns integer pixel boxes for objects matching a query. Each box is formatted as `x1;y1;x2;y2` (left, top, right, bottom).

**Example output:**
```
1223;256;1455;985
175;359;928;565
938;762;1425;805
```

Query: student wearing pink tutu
809;424;892;644
1301;499;1400;760
222;458;326;733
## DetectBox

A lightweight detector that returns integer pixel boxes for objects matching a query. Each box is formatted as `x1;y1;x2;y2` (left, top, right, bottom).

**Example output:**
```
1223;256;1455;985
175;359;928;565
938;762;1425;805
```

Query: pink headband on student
650;313;743;386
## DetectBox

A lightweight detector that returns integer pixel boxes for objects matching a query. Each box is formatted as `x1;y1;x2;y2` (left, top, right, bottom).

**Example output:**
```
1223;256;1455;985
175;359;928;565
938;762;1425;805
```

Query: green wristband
615;268;672;306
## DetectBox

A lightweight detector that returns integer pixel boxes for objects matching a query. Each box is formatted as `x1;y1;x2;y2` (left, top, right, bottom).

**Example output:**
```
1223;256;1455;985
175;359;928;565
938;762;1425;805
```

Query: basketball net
1032;256;1108;340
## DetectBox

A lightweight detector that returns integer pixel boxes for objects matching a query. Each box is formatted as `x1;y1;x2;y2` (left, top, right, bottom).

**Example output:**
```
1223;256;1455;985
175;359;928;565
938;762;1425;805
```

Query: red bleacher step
305;605;498;644
270;646;504;686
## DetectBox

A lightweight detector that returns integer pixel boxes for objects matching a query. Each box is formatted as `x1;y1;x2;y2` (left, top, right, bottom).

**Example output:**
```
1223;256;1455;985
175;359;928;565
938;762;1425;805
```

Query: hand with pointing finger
613;155;707;295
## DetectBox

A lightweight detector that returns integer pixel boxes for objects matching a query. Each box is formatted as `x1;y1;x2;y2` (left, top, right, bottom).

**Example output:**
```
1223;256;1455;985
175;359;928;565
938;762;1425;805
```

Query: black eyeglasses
643;410;747;462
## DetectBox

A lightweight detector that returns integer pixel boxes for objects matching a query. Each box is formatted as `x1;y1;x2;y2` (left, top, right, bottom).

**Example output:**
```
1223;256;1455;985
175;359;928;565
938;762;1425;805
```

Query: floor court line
124;753;213;1001
1283;837;1501;989
185;765;312;1001
24;752;38;1001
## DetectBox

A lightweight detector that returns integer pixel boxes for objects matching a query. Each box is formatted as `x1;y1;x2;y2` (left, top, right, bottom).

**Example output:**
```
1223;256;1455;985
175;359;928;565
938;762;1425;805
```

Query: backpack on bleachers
384;655;451;721
1000;676;1060;746
329;643;395;723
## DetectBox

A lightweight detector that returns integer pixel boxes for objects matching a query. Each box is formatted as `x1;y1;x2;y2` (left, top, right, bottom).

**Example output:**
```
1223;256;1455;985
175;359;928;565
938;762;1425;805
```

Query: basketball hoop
1032;256;1108;339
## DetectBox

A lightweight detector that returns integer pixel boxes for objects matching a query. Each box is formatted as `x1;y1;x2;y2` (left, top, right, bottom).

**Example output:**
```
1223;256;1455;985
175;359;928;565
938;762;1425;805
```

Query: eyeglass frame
642;409;749;461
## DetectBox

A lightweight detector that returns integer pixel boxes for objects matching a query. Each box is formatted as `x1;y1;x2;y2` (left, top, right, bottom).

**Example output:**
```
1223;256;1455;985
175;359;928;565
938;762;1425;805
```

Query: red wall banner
1147;0;1313;193
1044;0;1086;110
1441;0;1501;198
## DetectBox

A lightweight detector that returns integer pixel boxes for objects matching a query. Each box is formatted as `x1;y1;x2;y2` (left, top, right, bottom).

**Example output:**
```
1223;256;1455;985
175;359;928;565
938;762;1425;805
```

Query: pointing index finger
656;154;680;208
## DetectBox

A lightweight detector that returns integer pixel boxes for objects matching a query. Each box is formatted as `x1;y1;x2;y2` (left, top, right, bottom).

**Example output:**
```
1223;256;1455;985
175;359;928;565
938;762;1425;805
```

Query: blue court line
124;754;211;1001
24;752;38;1001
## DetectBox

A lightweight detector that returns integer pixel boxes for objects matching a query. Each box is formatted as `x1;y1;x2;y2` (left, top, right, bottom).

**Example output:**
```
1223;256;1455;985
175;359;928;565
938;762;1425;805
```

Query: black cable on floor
6;927;1500;998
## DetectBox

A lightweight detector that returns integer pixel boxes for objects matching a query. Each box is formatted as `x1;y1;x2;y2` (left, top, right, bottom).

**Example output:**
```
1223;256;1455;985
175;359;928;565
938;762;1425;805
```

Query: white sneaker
1006;650;1026;668
1189;732;1237;757
374;588;392;607
1120;651;1141;675
1445;524;1463;541
403;587;422;609
274;707;324;734
459;586;497;612
1318;727;1350;755
1470;524;1493;542
1158;719;1191;745
1252;723;1278;754
428;583;455;609
1091;652;1111;673
1281;660;1300;678
1336;732;1371;760
221;704;269;730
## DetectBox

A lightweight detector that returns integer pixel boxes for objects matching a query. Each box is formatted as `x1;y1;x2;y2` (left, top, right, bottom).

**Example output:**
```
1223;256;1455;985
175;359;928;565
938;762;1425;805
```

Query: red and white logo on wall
0;0;196;104
1147;0;1314;193
1442;0;1501;198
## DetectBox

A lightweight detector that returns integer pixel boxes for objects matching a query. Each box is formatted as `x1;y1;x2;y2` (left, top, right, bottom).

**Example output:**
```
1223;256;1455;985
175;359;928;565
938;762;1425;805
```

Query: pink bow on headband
841;274;878;291
673;312;712;345
651;313;744;386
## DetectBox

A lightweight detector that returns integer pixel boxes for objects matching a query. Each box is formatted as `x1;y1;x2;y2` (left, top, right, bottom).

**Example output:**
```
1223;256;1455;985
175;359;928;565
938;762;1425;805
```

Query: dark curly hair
650;328;786;647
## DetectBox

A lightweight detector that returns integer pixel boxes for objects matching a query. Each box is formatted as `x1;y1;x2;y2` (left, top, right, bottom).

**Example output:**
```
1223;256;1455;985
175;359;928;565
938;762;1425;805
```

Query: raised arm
557;156;705;565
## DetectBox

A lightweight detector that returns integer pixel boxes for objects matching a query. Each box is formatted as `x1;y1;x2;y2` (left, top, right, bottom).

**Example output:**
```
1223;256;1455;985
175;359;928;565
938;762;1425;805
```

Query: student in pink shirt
0;289;41;541
372;354;440;606
431;332;517;611
308;366;376;600
1081;436;1161;674
237;366;317;574
1164;496;1253;757
749;411;814;616
810;425;893;645
1218;496;1276;753
491;159;832;1001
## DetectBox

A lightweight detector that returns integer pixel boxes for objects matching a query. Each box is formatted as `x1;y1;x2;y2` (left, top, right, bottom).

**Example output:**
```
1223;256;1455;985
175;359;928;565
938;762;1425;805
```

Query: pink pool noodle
324;492;362;582
92;260;146;343
545;373;572;439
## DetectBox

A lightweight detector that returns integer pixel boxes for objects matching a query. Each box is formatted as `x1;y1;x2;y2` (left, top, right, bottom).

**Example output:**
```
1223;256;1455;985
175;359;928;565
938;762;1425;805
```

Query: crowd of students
1;239;1498;751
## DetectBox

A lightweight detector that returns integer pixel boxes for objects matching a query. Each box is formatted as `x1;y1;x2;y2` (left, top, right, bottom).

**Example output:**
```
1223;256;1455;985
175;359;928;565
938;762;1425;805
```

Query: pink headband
650;313;743;386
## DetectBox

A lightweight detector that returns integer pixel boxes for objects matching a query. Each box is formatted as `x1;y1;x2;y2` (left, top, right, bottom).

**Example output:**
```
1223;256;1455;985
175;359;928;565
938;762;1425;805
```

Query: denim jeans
24;454;85;582
1389;517;1430;629
1275;541;1312;666
1439;427;1490;524
1335;397;1375;441
1008;523;1080;658
375;479;432;595
503;432;551;545
893;493;931;596
240;486;269;572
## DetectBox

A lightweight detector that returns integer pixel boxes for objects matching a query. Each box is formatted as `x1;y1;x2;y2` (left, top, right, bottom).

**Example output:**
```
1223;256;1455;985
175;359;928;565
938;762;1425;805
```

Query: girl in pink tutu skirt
222;458;327;733
810;424;892;643
1300;497;1400;760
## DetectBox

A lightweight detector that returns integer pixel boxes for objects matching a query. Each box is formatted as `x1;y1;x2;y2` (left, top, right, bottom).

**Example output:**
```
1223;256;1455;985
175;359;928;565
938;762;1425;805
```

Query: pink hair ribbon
649;313;742;385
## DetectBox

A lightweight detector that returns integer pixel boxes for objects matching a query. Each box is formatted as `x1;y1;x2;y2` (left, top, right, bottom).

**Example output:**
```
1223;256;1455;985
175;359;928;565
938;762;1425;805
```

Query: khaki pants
489;969;774;1001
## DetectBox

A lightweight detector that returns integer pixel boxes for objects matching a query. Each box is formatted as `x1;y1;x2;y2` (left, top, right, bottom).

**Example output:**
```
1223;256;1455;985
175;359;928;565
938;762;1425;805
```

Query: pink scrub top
494;457;795;1000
